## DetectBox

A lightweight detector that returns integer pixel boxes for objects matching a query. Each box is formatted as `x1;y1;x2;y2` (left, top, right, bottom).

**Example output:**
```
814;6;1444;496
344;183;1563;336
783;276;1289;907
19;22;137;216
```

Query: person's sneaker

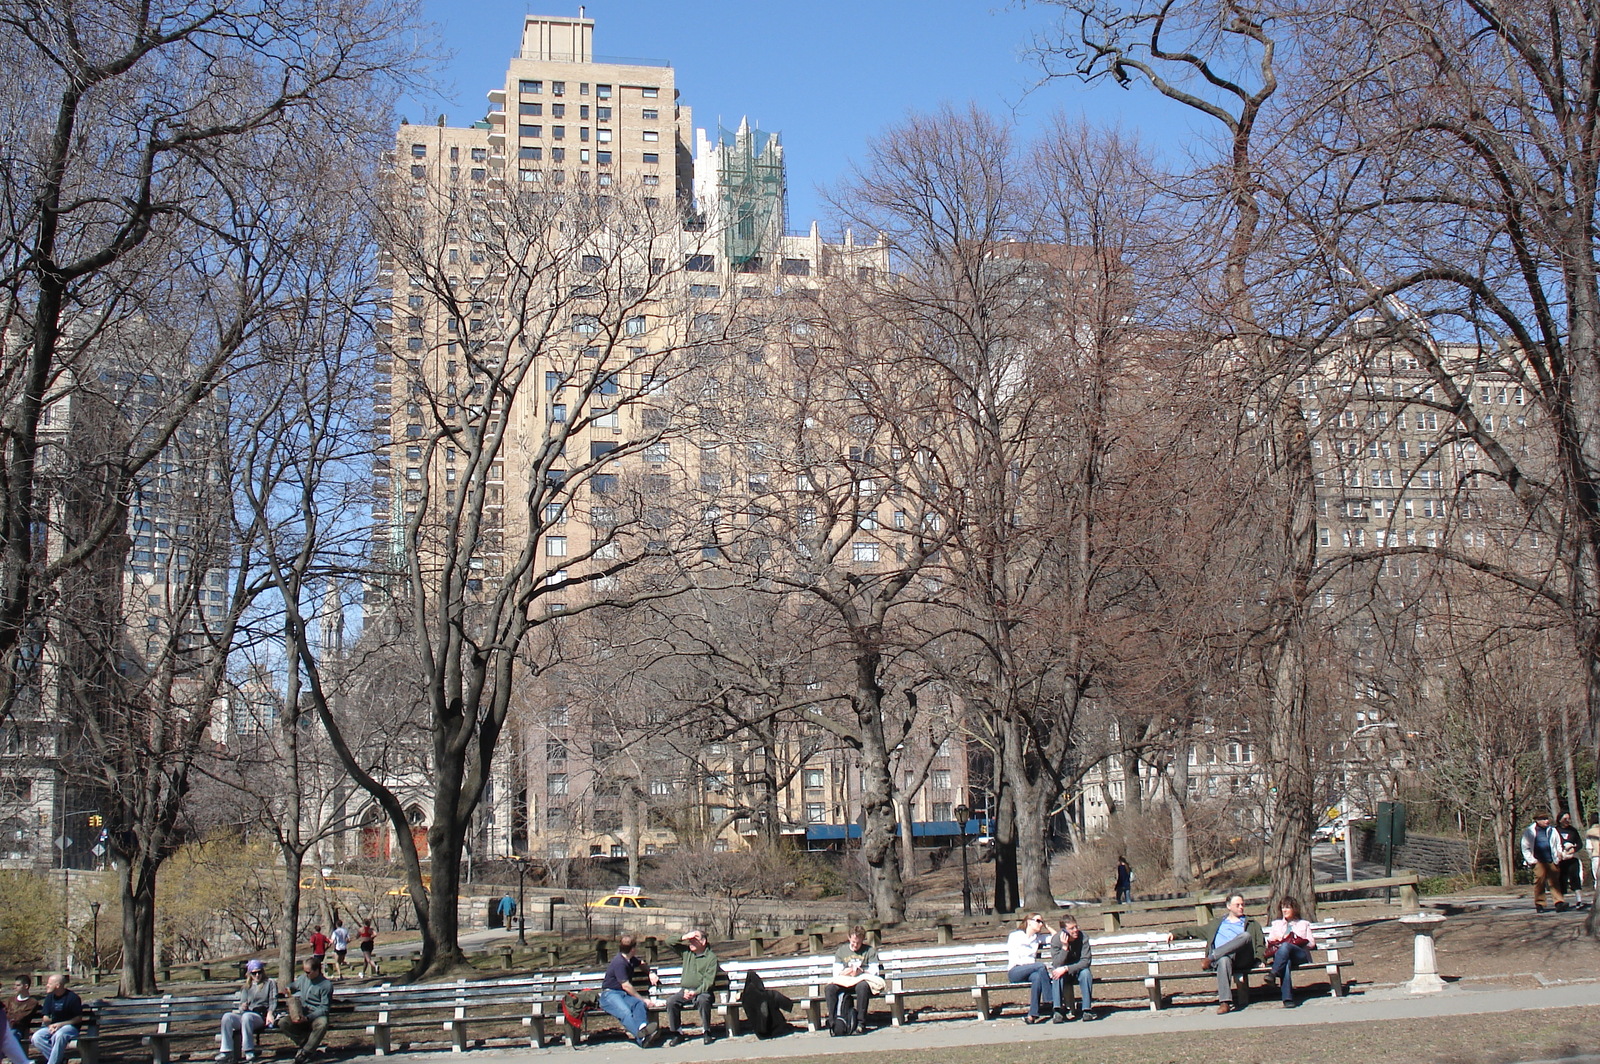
1051;1010;1067;1024
638;1022;660;1048
1556;901;1570;912
702;1034;714;1045
216;1054;231;1061
665;1032;684;1048
1282;999;1300;1008
1536;905;1547;913
1080;1010;1099;1021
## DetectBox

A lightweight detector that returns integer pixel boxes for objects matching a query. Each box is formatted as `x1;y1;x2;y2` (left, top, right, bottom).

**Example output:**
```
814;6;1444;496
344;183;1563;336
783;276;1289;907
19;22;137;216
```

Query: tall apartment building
372;12;965;866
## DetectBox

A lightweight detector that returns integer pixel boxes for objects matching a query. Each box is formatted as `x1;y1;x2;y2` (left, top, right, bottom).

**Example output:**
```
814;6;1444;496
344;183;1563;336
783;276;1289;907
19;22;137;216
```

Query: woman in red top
358;922;379;976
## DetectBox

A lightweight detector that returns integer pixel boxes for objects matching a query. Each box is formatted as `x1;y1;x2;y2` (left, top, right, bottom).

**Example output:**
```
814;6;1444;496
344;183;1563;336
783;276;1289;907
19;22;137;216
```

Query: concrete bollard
748;935;765;959
1400;912;1446;993
500;948;515;970
808;931;825;954
594;939;609;965
936;922;954;945
545;947;560;969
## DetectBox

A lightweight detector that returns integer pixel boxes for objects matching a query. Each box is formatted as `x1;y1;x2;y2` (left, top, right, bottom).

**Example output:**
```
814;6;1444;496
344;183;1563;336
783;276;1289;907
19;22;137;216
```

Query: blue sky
401;1;1205;230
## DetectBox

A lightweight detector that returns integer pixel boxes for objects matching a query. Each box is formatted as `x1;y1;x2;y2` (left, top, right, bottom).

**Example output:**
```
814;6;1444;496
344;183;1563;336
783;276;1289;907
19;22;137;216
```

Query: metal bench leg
972;987;991;1020
525;1016;548;1049
76;1038;98;1064
1327;961;1345;997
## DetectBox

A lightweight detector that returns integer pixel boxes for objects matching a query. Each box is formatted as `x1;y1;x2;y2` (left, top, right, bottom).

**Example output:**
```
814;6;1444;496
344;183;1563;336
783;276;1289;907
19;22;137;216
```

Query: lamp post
954;804;972;917
89;901;100;979
515;856;529;946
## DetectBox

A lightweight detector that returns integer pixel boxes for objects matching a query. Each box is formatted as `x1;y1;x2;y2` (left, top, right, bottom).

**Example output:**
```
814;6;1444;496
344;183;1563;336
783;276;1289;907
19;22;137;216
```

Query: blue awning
804;819;987;841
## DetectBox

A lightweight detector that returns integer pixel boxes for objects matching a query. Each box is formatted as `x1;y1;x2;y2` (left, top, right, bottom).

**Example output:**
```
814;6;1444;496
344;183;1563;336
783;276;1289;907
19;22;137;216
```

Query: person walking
1557;812;1585;909
217;959;277;1062
1166;893;1265;1014
496;894;517;929
358;921;380;976
30;975;80;1064
1522;812;1567;912
1586;815;1600;894
1048;915;1095;1022
1005;914;1057;1023
1114;857;1134;904
1265;897;1316;1008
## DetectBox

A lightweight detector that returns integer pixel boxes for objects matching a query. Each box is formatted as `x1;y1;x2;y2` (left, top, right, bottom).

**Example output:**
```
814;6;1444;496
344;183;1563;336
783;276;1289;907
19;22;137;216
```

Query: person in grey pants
1166;893;1266;1014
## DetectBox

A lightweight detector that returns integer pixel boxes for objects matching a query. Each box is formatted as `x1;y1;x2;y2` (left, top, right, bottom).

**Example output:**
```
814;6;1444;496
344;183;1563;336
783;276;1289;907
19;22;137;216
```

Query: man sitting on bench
824;927;882;1036
1049;915;1096;1022
1166;893;1265;1014
664;929;722;1047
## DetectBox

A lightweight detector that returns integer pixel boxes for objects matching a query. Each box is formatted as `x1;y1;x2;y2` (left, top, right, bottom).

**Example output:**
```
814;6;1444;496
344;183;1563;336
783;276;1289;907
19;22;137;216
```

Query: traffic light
87;814;102;828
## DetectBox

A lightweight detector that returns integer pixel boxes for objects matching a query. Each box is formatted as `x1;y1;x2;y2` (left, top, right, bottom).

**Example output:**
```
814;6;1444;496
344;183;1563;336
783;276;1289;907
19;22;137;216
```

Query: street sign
91;844;106;857
54;836;72;850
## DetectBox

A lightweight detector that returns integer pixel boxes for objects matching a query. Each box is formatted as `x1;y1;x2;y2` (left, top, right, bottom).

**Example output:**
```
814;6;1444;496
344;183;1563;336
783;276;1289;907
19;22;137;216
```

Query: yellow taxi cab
587;885;659;910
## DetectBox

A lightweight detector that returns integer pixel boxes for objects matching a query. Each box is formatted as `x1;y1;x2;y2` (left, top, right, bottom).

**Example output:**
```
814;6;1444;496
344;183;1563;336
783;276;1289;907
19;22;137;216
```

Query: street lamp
514;856;530;946
89;901;100;979
954;804;972;917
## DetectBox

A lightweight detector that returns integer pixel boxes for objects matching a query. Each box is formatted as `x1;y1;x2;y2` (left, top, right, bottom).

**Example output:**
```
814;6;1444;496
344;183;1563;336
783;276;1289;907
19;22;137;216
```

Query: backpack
829;1013;852;1037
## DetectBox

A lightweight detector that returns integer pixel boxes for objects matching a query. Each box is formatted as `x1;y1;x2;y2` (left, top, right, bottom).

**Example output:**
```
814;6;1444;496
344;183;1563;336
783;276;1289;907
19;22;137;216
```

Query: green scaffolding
713;121;784;266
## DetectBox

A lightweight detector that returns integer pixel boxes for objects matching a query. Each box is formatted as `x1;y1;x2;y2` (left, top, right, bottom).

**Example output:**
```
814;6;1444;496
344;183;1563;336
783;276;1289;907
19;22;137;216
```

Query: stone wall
1352;826;1490;876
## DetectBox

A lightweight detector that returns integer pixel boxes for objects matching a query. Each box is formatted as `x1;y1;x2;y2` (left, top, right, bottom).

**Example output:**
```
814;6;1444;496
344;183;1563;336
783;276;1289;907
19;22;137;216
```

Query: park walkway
368;976;1600;1064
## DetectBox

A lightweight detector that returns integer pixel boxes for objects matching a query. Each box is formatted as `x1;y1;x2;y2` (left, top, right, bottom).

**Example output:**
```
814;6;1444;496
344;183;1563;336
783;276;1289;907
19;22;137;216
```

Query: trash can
487;901;503;930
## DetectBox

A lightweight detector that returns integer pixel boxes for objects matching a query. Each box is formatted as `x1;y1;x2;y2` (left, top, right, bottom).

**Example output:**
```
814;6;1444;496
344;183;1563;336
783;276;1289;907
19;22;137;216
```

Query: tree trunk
1560;704;1582;824
991;778;1019;914
422;822;468;975
278;848;305;980
1266;636;1317;920
1538;717;1562;819
1169;745;1193;888
118;857;158;996
897;797;917;881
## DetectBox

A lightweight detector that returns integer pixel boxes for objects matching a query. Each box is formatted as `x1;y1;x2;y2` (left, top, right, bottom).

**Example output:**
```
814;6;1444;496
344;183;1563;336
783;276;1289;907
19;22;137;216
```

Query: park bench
339;977;550;1054
78;993;235;1064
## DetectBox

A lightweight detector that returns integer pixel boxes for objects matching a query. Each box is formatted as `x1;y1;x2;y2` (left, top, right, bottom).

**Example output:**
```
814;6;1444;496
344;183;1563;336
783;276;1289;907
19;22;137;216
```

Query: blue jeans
31;1025;76;1064
1008;963;1057;1017
1054;966;1093;1013
598;989;647;1040
1270;943;1312;1001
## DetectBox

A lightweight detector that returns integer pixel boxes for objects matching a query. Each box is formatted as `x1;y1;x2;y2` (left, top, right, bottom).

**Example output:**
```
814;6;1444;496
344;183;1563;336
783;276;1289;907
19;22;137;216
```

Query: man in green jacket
665;929;723;1046
1167;893;1265;1014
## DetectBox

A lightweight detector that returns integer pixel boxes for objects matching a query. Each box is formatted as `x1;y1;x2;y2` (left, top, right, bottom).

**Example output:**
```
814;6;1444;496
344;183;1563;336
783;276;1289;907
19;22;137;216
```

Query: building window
931;769;952;790
805;802;826;824
641;86;658;98
546;536;567;557
686;254;715;272
519;125;542;138
546;739;567;761
803;768;824;789
552;80;565;95
547;773;568;796
410;143;426;157
650;779;671;796
642;130;659;142
853;541;880;563
520;79;542;94
642;152;659;164
933;802;953;821
781;258;812;276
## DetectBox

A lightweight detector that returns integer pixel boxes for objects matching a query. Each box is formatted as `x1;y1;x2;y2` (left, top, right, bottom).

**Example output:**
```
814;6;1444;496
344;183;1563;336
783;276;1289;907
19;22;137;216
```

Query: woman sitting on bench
1265;896;1316;1008
1005;913;1056;1023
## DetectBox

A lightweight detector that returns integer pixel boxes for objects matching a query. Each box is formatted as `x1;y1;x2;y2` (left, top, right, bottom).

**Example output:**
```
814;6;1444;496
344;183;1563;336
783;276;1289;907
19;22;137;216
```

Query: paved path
366;977;1600;1064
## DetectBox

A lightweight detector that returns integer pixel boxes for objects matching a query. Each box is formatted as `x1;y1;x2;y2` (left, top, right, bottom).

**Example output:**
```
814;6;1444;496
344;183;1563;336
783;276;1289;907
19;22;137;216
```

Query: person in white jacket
1005;914;1056;1023
1521;812;1566;912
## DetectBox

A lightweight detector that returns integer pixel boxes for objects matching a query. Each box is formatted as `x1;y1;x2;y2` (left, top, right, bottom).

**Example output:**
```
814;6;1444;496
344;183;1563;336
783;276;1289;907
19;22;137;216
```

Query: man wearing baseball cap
665;929;723;1047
